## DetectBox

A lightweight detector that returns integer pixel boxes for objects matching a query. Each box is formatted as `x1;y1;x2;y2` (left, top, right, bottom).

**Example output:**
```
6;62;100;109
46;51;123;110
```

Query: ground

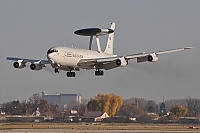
0;123;200;133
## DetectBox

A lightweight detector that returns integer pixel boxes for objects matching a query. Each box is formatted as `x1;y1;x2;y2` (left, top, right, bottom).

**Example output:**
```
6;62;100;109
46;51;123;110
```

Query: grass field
0;123;199;131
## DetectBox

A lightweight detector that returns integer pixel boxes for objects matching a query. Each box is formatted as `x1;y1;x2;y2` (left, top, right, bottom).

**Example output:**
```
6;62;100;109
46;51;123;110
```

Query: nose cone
47;48;58;59
47;48;58;64
47;48;52;59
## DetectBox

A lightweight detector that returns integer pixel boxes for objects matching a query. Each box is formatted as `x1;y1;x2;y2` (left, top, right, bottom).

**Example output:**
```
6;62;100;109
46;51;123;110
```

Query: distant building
41;92;81;109
82;111;109;122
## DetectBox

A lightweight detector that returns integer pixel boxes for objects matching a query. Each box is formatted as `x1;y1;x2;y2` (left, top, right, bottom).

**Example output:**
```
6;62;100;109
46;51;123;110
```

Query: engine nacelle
116;57;128;67
147;53;158;62
13;60;26;69
30;63;43;71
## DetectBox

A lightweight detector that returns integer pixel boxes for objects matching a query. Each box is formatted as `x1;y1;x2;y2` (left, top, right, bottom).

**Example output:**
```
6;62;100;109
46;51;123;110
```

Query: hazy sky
0;0;199;103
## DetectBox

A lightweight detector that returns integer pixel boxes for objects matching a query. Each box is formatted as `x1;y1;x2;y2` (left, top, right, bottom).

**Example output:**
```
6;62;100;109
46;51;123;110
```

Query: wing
77;52;148;70
77;56;118;70
77;47;192;70
125;47;192;63
6;57;50;64
6;57;50;70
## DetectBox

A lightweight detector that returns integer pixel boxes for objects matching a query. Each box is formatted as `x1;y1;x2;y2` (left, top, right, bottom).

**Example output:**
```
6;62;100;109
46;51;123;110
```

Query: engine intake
116;59;121;66
116;57;128;67
13;61;26;69
147;53;158;62
30;62;43;71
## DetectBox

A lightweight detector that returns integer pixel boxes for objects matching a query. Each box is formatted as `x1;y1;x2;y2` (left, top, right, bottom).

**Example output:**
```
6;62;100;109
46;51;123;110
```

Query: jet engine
147;53;158;62
13;60;26;69
116;57;128;67
30;62;43;71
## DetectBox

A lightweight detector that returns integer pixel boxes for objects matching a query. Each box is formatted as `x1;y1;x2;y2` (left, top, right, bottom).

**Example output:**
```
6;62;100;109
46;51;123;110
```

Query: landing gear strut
67;71;76;77
95;70;104;76
54;68;59;73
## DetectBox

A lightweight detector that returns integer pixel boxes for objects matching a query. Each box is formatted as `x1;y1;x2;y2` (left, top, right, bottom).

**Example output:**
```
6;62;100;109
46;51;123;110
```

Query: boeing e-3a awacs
7;22;192;77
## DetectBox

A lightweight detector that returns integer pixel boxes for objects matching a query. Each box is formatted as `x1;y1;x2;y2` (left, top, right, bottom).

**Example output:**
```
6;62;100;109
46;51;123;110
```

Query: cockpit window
47;49;58;54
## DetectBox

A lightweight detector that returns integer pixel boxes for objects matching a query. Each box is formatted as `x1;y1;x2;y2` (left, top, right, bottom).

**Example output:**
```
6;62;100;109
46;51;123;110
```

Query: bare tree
186;97;200;117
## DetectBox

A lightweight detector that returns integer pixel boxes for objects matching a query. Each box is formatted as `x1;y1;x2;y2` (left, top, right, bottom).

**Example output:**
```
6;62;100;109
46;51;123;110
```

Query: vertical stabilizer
104;22;115;55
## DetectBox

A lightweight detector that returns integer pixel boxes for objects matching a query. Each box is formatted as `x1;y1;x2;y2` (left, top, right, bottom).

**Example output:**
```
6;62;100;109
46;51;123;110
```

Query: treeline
0;93;58;116
164;97;200;117
122;97;200;117
86;94;200;122
1;93;200;122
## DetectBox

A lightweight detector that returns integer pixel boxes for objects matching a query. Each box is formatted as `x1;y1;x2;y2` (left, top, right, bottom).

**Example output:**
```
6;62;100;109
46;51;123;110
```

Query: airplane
7;22;192;77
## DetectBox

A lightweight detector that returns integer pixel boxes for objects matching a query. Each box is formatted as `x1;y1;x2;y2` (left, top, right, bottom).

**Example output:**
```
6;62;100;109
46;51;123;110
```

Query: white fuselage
47;46;115;69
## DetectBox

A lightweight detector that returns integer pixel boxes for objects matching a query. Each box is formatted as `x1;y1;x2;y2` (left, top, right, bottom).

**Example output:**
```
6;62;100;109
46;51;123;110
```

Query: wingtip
6;57;11;60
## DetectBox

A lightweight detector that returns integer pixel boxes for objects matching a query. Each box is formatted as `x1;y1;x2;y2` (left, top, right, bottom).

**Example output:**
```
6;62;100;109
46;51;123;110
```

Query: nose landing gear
54;68;59;73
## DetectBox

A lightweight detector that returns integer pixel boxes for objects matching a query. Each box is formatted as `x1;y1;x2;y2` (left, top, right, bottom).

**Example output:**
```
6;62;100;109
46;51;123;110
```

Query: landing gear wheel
100;70;104;75
95;71;98;76
95;70;104;76
72;72;76;77
67;72;76;77
54;68;59;73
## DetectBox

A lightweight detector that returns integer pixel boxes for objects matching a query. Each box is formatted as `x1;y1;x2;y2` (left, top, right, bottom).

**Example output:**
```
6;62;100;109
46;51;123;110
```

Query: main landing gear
67;71;76;77
95;70;104;76
54;68;75;77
